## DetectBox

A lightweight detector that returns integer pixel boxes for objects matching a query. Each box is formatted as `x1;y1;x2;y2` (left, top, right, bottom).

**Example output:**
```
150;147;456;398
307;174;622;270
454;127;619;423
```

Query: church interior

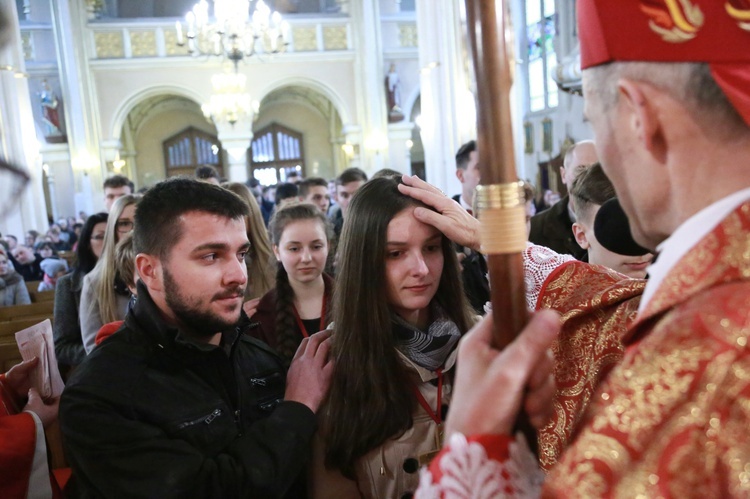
0;0;587;235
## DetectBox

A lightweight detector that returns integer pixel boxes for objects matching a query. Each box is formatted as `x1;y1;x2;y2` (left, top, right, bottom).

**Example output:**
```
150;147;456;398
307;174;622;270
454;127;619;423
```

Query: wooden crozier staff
465;0;537;451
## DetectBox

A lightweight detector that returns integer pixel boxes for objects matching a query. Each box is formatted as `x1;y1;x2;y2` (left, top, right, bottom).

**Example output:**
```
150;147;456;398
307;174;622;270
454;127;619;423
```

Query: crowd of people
2;0;750;497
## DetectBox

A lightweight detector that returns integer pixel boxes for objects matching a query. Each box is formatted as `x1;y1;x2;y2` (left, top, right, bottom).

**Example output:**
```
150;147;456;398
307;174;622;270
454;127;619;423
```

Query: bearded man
61;178;333;498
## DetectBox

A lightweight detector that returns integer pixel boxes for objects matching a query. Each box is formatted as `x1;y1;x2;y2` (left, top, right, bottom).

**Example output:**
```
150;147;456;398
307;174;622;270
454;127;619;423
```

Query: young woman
222;182;275;299
0;250;31;306
53;212;108;371
35;241;58;260
248;203;333;366
79;195;138;354
311;177;475;498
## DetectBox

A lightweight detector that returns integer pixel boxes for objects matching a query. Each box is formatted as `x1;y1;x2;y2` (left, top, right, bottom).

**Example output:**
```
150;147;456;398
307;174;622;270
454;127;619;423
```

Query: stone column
0;0;49;235
387;121;415;173
349;0;388;175
216;121;253;183
414;0;474;194
50;0;107;213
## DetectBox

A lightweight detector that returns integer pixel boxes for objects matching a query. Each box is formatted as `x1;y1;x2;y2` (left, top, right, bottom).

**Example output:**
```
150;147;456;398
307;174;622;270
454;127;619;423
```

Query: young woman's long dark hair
323;177;474;478
268;203;333;365
73;212;108;280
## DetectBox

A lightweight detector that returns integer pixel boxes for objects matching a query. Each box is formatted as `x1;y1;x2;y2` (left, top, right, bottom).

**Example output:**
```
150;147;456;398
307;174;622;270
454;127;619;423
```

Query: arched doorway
117;94;219;188
251;84;345;184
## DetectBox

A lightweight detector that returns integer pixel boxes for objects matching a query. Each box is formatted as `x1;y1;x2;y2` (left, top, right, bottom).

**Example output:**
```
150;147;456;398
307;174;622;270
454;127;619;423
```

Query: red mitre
578;0;750;126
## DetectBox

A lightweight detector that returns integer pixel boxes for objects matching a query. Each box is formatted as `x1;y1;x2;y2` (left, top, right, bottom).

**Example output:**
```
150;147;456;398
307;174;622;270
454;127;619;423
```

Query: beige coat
310;348;457;499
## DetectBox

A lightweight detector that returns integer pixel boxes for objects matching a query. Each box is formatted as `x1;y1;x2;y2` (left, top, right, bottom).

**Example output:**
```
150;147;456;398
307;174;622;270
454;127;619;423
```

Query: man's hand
285;329;334;413
445;310;559;438
4;357;39;400
24;388;59;429
397;174;481;251
243;297;261;319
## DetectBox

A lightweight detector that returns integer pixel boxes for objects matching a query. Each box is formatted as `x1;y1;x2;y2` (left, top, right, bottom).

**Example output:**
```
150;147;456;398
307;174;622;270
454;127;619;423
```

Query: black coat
53;271;86;369
60;282;317;498
528;195;588;260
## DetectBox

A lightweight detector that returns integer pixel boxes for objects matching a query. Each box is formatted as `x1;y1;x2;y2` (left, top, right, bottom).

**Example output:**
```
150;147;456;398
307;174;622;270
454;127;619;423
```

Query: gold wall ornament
524;121;534;154
323;26;347;50
542;117;553;154
94;32;124;59
164;30;191;56
399;24;418;48
292;27;317;51
130;30;157;58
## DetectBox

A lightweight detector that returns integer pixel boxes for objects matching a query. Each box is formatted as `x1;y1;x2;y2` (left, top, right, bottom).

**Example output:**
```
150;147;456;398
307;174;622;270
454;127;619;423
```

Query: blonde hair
92;194;139;323
114;232;137;290
222;182;275;299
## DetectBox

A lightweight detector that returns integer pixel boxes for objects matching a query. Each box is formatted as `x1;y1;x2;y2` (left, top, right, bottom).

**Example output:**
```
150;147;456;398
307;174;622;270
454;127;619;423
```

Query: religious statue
38;79;65;142
385;63;405;123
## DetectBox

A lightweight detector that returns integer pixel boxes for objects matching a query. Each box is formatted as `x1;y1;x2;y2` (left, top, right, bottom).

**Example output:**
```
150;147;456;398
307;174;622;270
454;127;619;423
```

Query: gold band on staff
476;181;527;254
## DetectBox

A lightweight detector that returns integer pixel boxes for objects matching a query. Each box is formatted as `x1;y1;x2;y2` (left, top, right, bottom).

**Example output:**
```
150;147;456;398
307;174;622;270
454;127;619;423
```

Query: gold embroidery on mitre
640;0;704;42
726;1;750;32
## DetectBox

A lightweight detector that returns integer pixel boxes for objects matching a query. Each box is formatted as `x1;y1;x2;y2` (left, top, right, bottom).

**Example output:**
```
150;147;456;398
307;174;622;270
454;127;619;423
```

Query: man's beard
163;266;245;338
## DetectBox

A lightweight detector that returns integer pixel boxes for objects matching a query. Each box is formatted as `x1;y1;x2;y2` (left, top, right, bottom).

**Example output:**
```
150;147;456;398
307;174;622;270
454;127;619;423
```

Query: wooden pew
0;317;54;339
25;280;42;293
29;290;55;303
0;302;55;322
0;340;23;372
58;251;76;269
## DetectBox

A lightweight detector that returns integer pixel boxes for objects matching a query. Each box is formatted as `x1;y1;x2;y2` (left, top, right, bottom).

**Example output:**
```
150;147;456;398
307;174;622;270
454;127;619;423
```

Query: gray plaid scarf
392;303;461;371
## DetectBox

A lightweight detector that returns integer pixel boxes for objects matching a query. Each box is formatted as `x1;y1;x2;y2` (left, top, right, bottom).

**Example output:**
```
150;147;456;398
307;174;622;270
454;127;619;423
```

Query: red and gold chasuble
419;204;750;498
545;202;750;497
535;262;644;470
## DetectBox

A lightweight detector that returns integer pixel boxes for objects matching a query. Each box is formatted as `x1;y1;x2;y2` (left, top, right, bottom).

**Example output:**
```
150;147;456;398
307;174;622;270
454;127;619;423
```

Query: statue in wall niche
385;63;405;123
38;79;66;143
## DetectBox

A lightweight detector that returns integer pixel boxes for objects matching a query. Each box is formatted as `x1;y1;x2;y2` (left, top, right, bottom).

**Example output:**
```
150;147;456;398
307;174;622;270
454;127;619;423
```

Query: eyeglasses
116;220;134;233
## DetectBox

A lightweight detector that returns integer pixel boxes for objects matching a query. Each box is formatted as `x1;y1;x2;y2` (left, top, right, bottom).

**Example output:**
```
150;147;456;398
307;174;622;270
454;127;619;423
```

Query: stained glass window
525;0;558;112
249;122;305;186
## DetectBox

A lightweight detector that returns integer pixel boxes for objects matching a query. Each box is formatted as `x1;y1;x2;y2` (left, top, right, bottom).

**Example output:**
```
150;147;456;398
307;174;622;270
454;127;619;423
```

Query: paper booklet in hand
15;319;64;399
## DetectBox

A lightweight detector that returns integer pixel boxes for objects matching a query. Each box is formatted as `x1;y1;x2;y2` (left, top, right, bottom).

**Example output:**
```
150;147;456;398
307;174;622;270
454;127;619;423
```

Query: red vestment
418;202;750;497
0;373;62;498
536;261;644;470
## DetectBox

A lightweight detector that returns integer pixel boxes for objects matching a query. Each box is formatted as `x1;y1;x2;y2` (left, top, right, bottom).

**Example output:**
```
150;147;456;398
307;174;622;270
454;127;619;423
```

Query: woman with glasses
79;195;139;354
53;212;108;374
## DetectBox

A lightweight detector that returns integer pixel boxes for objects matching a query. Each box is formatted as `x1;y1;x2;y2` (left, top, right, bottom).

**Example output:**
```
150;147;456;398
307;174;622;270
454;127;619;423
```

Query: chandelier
201;72;258;126
176;0;290;68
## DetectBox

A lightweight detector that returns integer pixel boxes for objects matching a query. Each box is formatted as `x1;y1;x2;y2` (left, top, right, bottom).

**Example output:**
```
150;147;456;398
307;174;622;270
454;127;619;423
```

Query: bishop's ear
572;222;590;250
618;78;665;163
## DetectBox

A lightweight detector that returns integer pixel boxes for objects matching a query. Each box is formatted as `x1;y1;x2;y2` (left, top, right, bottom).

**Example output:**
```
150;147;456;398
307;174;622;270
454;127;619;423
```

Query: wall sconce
341;143;355;157
365;131;388;154
112;152;126;173
73;153;99;173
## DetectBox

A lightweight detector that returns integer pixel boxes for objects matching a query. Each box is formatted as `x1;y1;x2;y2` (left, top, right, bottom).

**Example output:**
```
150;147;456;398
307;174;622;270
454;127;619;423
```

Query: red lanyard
413;368;443;425
292;296;327;338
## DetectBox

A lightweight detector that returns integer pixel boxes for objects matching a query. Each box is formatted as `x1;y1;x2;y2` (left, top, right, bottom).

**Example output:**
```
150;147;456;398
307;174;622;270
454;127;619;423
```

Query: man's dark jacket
528;195;587;260
60;282;317;498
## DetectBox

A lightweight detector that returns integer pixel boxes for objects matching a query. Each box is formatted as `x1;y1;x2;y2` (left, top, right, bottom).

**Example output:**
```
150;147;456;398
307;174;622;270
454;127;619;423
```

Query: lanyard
412;368;443;426
292;296;327;338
